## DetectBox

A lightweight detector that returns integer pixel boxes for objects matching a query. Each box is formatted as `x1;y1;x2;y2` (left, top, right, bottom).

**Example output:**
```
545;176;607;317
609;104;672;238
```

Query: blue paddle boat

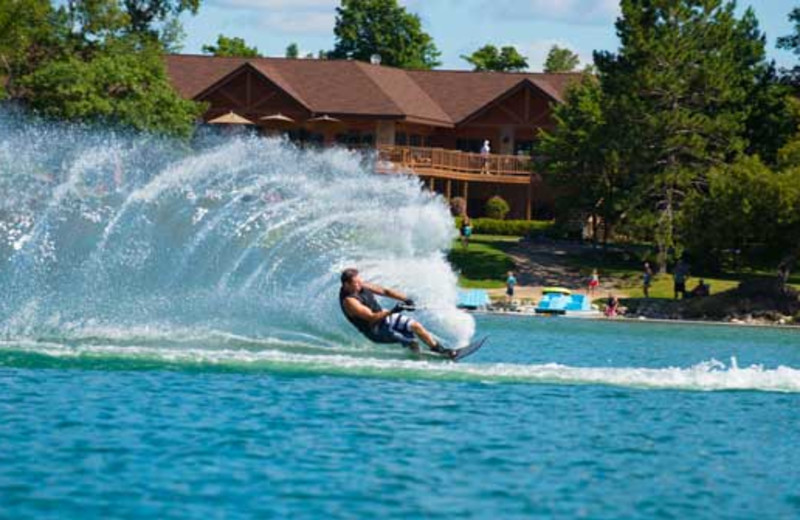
535;287;599;316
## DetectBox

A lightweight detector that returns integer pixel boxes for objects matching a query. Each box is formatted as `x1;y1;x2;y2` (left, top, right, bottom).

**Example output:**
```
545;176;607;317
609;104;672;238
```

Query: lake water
2;316;799;519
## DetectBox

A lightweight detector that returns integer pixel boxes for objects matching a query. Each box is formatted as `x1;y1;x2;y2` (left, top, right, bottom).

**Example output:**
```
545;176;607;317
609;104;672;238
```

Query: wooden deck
376;145;534;184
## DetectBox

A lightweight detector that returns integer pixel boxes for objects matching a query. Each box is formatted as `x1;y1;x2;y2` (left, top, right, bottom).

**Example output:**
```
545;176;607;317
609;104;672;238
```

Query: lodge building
166;55;580;219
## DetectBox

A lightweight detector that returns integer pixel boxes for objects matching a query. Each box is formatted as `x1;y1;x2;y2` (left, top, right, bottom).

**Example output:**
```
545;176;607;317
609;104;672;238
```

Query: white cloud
488;0;620;25
258;12;336;34
214;0;337;8
208;0;337;34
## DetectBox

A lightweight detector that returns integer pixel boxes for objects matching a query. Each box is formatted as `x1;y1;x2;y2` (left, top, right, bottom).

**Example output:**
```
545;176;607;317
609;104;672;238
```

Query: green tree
20;40;204;136
120;0;200;38
543;45;580;73
285;42;299;59
330;0;441;69
681;156;800;278
3;0;204;136
461;45;528;72
777;6;800;84
594;0;770;270
0;0;63;98
538;76;628;245
202;34;260;57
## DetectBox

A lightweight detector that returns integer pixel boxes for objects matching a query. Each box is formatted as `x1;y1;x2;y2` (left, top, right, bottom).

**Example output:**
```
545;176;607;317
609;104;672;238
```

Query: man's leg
407;321;434;348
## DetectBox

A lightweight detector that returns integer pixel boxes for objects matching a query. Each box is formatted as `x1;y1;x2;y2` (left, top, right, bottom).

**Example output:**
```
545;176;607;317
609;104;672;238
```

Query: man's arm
343;297;392;326
362;282;408;302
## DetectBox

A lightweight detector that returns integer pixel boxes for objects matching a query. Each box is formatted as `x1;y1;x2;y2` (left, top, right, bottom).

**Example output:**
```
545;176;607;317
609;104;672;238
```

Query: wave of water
2;334;798;393
0;110;473;346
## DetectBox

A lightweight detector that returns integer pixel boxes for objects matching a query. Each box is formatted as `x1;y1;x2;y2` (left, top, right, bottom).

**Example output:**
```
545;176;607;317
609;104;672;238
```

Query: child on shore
588;269;599;297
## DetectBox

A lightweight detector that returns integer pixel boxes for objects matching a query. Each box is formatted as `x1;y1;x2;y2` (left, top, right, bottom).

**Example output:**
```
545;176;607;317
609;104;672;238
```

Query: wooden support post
463;181;469;215
446;179;452;200
429;177;435;191
526;174;534;220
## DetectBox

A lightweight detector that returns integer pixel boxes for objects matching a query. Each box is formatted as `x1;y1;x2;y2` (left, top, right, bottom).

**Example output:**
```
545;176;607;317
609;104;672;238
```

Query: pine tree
594;0;769;270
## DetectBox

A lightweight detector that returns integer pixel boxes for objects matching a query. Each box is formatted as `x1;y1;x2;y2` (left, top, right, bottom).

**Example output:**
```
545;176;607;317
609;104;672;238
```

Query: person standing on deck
480;140;491;174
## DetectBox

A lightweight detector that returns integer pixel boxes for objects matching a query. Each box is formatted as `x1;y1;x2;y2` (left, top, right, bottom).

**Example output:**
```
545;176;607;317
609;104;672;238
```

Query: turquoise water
2;316;799;519
2;112;799;518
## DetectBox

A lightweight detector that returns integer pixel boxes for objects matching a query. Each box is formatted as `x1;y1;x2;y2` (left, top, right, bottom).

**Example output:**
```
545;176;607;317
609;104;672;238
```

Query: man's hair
340;268;359;284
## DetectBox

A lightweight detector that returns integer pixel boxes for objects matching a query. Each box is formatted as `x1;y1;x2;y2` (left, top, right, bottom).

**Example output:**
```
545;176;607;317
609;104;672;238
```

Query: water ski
420;336;488;362
450;336;488;361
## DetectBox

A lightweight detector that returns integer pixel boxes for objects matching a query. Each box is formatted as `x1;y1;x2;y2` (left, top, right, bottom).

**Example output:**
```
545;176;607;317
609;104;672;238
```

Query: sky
179;0;799;72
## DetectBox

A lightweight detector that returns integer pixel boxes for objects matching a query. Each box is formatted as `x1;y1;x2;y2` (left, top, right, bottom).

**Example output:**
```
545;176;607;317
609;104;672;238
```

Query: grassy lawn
447;234;517;288
448;233;800;296
563;247;800;299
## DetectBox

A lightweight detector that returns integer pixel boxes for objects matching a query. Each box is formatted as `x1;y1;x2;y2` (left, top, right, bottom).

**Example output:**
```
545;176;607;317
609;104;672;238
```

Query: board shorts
461;227;472;237
371;313;418;346
675;282;686;293
506;286;515;297
589;279;599;288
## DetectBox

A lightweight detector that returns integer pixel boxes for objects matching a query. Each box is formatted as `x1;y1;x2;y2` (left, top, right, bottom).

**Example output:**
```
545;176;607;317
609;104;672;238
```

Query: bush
485;196;510;220
455;217;554;237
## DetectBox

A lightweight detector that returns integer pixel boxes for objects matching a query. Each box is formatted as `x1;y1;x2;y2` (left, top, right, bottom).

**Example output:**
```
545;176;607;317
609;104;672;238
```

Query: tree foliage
20;42;202;136
681;156;800;273
592;0;770;269
330;0;440;69
461;45;528;72
202;34;260;57
537;76;627;244
285;42;299;59
485;196;510;220
0;0;63;98
543;45;580;73
777;7;800;84
1;0;204;136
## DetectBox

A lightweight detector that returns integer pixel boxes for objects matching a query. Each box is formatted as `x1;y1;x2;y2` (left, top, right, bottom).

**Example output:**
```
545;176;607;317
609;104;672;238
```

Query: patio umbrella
306;114;345;130
208;111;255;125
260;113;297;130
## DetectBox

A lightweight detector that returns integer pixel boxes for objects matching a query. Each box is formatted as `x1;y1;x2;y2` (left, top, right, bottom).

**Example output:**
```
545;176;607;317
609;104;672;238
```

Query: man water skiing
339;268;456;358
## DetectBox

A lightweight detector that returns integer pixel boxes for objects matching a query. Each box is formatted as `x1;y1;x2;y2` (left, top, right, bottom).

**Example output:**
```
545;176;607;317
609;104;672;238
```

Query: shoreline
472;309;800;330
473;309;800;330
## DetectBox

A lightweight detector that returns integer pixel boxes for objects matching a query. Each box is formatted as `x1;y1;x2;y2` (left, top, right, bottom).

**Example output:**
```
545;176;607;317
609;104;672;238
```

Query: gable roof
165;54;581;127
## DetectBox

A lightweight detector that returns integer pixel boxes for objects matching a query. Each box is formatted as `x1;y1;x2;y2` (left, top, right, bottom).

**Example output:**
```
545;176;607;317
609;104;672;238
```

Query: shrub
485;196;510;220
454;217;555;237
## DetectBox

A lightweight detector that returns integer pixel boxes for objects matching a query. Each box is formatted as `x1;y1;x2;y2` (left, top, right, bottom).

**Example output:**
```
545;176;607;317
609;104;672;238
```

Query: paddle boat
535;287;601;317
456;289;492;310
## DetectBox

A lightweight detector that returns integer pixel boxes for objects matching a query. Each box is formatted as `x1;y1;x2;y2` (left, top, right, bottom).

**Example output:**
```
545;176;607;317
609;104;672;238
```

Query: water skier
339;268;456;358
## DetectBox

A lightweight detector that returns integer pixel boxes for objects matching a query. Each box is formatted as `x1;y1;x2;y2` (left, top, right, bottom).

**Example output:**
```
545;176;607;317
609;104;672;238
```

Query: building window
515;140;535;156
396;132;407;146
456;138;483;153
409;134;422;147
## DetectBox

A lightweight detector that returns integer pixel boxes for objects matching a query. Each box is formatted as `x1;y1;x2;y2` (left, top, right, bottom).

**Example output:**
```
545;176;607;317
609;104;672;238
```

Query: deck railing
377;145;532;177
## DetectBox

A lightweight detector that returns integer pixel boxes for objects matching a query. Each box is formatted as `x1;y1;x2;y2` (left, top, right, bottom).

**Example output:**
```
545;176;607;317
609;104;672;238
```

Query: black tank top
339;287;383;338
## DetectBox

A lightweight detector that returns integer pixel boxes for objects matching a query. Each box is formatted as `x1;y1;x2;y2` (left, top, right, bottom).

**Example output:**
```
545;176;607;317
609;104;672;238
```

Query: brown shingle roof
165;55;581;126
165;55;248;99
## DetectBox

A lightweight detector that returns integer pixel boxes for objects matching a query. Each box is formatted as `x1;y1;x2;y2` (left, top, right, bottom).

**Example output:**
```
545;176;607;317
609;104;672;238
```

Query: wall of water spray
0;110;474;347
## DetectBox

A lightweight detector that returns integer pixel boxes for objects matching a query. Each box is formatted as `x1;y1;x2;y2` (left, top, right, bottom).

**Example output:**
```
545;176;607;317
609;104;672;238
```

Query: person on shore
588;269;600;297
604;294;620;318
480;140;491;174
460;215;472;248
505;271;517;302
688;279;710;298
339;268;455;358
673;259;689;299
643;262;653;298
